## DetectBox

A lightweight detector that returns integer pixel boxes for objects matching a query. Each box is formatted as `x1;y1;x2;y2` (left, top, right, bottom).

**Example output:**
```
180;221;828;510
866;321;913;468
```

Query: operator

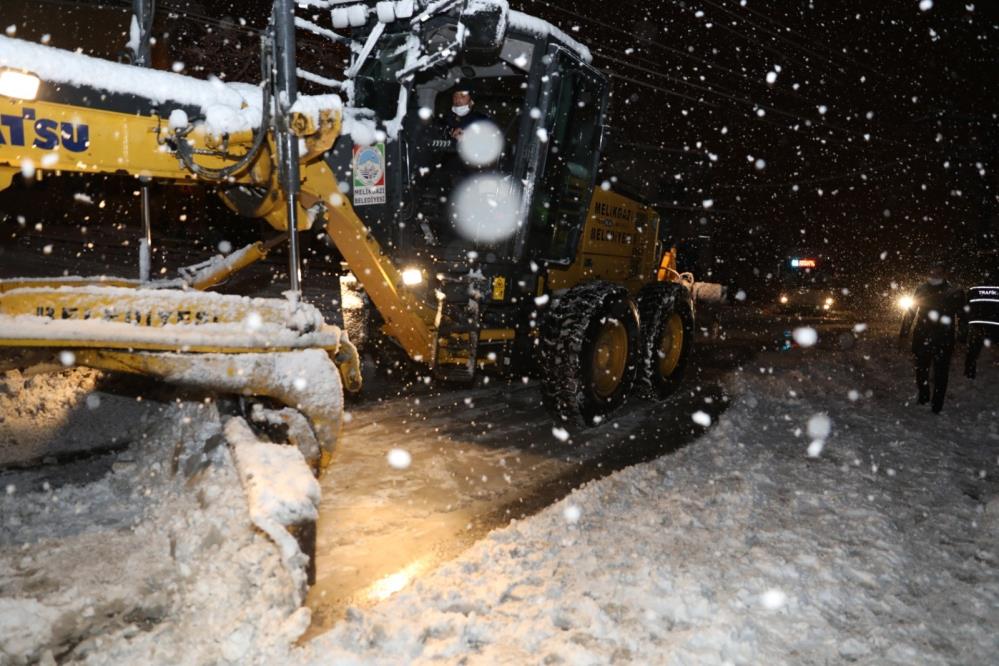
964;257;999;380
444;90;489;141
898;261;966;413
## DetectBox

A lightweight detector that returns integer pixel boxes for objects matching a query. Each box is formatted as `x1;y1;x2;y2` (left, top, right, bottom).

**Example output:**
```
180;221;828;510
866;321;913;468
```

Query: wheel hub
657;313;684;378
592;319;628;398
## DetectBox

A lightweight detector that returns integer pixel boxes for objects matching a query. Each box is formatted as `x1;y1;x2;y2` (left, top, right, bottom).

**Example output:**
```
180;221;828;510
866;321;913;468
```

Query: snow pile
0;386;306;665
293;334;997;664
0;368;111;465
227;417;321;604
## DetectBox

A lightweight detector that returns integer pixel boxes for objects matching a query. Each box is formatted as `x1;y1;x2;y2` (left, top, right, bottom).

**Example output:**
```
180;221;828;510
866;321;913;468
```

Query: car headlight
897;295;913;311
0;70;40;100
779;295;789;304
401;267;423;286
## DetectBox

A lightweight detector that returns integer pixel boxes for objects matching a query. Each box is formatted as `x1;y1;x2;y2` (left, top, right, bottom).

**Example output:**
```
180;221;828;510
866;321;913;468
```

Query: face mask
452;105;470;117
928;277;943;286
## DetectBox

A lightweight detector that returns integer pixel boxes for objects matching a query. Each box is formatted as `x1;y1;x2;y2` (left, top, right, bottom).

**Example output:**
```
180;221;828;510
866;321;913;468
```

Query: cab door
521;47;609;265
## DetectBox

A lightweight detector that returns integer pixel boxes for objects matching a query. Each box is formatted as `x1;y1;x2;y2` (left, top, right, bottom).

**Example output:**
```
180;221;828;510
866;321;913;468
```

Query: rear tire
540;282;640;426
636;282;694;400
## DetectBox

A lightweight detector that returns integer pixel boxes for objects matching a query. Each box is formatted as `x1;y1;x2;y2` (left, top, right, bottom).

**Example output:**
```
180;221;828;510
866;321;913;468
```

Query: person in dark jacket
443;90;489;141
964;258;999;379
899;262;966;413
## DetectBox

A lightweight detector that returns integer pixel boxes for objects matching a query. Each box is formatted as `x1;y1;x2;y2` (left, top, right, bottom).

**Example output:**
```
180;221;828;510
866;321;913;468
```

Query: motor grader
0;0;695;451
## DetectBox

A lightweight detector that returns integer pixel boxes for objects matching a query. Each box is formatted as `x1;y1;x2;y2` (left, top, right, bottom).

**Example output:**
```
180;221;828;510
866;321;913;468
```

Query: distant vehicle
777;255;837;313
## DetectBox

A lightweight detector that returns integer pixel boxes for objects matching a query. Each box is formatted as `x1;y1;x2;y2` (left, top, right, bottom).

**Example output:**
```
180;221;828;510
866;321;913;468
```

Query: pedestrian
964;257;999;380
899;261;966;413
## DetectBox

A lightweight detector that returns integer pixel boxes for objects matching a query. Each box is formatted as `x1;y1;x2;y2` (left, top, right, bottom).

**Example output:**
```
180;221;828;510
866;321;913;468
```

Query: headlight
897;295;913;311
0;70;40;100
779;295;789;304
401;267;423;286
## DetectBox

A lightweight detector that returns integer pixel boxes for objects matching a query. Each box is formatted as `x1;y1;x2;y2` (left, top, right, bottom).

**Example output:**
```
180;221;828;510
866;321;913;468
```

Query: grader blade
0;282;360;470
74;349;343;470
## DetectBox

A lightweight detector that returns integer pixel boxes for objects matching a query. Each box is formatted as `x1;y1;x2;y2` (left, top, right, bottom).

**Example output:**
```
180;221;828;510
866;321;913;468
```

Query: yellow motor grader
0;0;694;464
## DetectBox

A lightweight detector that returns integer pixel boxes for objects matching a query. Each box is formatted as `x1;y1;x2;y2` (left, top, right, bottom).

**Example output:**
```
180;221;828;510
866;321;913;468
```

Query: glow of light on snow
552;426;570;442
457;120;503;167
450;174;522;244
58;350;75;367
691;411;711;427
387;448;412;469
792;327;818;347
367;559;423;601
563;504;582;524
761;589;787;609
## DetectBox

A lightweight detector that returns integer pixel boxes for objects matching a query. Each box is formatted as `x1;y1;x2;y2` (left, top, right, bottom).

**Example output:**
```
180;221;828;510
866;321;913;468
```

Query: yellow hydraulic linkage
0;14;464;462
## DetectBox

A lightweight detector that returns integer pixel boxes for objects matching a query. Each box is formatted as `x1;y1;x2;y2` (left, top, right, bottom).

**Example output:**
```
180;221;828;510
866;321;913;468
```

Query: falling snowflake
792;327;818;347
761;589;787;609
692;411;711;427
387;448;412;469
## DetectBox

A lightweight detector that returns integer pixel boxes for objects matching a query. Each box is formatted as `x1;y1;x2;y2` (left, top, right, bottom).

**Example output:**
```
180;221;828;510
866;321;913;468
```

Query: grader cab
0;0;694;444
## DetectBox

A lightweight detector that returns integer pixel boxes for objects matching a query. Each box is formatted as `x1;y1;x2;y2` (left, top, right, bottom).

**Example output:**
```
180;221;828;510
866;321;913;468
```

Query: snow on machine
0;0;696;587
1;0;695;429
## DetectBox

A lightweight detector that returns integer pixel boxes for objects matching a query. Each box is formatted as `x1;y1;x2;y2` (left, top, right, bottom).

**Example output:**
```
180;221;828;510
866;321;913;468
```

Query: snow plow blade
0;283;360;470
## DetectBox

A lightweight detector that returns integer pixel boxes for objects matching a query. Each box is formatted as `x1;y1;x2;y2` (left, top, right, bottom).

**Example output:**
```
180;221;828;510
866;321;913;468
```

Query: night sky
3;0;997;292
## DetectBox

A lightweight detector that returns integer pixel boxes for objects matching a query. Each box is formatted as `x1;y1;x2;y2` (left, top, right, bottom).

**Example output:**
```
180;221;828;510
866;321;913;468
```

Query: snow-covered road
2;310;997;664
296;322;999;665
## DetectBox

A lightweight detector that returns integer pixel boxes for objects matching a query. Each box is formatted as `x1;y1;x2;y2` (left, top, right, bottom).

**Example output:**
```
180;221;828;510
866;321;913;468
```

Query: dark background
1;0;996;300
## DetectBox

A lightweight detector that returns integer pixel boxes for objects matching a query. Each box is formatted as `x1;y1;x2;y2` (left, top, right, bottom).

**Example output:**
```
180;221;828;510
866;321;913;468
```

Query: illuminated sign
791;258;817;268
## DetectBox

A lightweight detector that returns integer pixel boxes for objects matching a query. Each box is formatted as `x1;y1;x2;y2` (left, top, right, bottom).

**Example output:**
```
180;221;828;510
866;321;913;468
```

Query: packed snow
0;375;307;664
2;319;995;664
